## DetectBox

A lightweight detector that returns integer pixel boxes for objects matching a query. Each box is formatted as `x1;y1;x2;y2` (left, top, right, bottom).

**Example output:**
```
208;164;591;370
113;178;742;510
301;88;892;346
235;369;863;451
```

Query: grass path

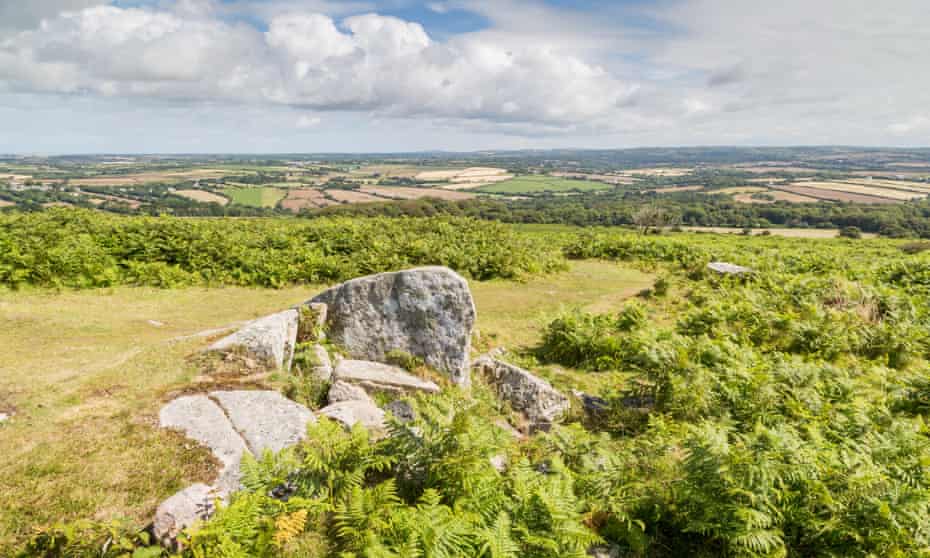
0;261;652;551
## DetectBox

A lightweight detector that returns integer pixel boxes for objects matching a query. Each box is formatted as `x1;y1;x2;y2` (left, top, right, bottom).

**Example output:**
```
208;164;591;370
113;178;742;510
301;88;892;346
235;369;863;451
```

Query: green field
224;186;286;207
477;175;613;194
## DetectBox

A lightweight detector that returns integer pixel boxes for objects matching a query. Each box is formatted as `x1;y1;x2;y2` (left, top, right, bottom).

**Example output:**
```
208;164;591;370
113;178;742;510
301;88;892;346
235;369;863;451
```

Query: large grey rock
208;309;299;370
384;400;416;423
159;395;248;482
473;356;570;427
153;483;217;549
335;359;440;395
328;380;374;404
318;400;386;432
707;261;752;275
209;391;315;455
309;267;476;385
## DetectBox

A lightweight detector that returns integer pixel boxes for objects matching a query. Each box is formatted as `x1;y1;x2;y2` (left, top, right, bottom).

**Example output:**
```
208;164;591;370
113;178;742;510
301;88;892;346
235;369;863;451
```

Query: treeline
301;193;930;237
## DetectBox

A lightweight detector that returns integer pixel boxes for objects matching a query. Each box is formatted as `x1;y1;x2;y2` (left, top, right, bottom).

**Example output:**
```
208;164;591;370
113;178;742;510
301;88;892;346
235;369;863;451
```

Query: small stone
318;400;386;432
148;320;166;327
0;412;10;424
327;380;374;404
489;454;508;472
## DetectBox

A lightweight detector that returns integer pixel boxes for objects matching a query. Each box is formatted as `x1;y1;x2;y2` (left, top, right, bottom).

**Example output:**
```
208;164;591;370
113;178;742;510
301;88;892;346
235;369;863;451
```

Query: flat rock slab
159;395;248;474
335;359;440;394
310;344;333;381
210;390;316;455
309;267;476;385
318;400;386;432
707;261;753;275
474;356;570;426
328;380;374;404
208;309;299;370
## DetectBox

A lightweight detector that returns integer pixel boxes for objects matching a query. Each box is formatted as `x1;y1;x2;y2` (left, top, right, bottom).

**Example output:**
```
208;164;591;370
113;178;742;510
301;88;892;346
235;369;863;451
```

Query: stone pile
155;266;572;547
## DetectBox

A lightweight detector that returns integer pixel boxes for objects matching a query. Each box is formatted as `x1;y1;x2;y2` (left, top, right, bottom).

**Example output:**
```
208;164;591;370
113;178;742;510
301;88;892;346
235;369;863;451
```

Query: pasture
225;187;286;208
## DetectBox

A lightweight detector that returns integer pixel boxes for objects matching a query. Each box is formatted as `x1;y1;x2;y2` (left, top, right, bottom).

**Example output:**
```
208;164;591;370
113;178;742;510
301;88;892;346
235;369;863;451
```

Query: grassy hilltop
2;210;930;557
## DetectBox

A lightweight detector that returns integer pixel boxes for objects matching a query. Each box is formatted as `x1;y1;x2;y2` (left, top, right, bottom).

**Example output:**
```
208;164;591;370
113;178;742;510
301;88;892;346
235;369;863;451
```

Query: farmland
225;187;286;208
477;175;613;194
172;189;228;205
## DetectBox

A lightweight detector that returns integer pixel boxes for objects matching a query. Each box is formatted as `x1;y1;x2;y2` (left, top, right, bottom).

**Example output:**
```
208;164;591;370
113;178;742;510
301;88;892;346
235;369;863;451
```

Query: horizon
3;1;929;153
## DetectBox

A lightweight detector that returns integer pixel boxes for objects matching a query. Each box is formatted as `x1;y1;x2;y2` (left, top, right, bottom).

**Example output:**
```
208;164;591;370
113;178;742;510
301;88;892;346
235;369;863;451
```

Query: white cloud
0;2;633;131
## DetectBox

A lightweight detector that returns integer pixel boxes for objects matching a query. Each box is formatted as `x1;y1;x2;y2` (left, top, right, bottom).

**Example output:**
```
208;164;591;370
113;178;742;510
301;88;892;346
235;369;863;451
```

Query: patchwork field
682;226;877;238
478;175;613;194
649;185;704;193
620;167;693;177
225;187;286;208
843;178;930;192
173;190;228;206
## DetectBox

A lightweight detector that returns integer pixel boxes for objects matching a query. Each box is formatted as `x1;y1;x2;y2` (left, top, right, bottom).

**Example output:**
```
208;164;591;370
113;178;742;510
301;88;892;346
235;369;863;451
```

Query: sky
1;0;929;153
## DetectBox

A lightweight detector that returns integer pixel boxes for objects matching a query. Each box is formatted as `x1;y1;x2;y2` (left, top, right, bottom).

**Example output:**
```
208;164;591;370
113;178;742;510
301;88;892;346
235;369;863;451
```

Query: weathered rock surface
473;356;570;427
208;309;299;370
309;267;476;385
335;359;440;395
310;344;333;381
153;483;217;548
327;380;374;404
588;544;621;558
209;390;315;455
707;261;752;275
157;390;315;546
318;400;386;432
159;395;248;478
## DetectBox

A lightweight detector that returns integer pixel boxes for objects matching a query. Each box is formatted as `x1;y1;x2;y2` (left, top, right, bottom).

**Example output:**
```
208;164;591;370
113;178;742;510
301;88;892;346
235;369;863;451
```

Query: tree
633;205;675;234
838;226;862;239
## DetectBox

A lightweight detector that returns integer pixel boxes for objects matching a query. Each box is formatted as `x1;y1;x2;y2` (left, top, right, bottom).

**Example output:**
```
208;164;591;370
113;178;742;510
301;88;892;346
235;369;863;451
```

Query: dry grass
681;226;877;239
325;189;387;203
0;200;15;208
360;186;475;201
280;188;335;212
173;189;229;206
774;185;898;204
843;178;930;193
620;167;692;177
791;181;925;201
0;286;320;552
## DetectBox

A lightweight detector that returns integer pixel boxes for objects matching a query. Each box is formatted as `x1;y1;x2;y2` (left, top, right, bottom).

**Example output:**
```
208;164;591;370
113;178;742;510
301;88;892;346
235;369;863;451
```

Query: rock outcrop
156;390;315;545
207;309;299;370
309;344;333;381
308;267;476;385
334;359;440;395
473;356;570;429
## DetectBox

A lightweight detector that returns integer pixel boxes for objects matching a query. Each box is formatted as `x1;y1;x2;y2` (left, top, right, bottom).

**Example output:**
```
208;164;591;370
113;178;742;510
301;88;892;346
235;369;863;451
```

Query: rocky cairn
155;266;570;547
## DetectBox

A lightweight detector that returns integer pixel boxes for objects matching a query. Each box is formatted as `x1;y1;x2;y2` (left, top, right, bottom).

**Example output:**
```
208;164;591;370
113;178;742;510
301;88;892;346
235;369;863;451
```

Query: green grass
224;186;286;207
478;175;613;194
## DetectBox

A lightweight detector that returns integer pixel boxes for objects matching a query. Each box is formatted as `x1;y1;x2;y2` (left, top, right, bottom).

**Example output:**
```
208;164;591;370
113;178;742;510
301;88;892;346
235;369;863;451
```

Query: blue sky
1;0;929;153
